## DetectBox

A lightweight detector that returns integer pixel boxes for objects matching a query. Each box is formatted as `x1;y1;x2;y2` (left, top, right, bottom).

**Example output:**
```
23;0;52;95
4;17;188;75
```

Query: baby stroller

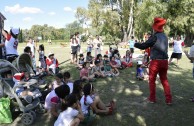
12;53;48;85
0;59;44;125
12;53;52;101
12;53;35;75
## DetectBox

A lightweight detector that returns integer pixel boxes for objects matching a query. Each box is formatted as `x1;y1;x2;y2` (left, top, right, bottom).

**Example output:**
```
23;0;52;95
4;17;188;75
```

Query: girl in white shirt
80;83;115;116
54;94;84;126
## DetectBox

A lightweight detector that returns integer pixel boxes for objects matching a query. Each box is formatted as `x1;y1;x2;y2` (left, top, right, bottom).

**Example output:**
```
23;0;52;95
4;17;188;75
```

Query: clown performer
134;17;172;105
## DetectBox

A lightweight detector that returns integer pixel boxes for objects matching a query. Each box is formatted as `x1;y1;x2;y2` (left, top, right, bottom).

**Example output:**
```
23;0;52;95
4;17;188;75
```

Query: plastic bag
0;97;12;124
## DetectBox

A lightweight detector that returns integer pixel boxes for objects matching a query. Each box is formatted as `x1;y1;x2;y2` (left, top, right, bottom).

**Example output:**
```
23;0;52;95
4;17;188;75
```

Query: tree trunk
127;0;134;40
184;32;194;47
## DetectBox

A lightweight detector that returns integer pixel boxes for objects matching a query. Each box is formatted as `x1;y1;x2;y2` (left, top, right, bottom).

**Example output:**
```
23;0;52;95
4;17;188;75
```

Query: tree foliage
20;21;83;42
75;0;194;45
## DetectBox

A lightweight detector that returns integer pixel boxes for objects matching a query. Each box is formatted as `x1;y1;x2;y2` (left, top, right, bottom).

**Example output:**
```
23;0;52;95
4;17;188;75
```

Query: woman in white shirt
169;35;185;65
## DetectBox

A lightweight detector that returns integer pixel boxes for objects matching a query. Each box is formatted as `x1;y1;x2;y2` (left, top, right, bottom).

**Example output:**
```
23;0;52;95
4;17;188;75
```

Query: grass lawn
3;42;194;126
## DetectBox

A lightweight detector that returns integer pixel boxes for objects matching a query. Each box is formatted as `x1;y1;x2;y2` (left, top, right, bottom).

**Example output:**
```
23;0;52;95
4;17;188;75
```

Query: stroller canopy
0;59;19;76
12;53;34;74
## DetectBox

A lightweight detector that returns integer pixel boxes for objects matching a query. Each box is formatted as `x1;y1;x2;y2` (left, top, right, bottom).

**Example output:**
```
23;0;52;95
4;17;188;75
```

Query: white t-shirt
70;39;78;46
27;43;35;56
93;38;101;48
189;45;194;58
54;107;79;126
173;40;184;53
80;95;94;114
44;90;60;110
67;82;73;94
5;35;18;55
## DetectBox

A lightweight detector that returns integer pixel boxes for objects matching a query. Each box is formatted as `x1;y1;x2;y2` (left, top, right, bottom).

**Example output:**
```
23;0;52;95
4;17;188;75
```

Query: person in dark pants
134;17;172;105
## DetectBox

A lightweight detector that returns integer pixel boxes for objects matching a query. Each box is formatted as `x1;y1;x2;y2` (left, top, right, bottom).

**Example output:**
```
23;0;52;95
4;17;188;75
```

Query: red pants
149;60;172;103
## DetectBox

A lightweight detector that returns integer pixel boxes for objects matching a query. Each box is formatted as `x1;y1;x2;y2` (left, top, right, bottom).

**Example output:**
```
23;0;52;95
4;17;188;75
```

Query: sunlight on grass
117;85;124;94
168;71;182;75
125;88;143;96
129;113;135;118
133;90;143;95
125;88;132;95
116;113;122;121
136;115;146;126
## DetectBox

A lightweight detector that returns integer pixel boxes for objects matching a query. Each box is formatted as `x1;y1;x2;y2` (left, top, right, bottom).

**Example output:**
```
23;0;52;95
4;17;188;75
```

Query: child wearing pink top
80;62;96;81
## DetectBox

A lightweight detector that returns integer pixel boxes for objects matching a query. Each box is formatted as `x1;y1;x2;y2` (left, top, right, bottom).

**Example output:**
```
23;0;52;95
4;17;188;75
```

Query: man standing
134;17;172;105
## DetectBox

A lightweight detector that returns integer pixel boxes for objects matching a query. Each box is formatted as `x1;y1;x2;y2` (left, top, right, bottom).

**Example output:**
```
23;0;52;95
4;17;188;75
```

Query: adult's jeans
149;60;172;103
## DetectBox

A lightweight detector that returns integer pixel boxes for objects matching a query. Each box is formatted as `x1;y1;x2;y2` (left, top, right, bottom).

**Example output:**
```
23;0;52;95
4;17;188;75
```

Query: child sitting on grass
136;61;145;80
95;54;103;66
54;94;84;126
63;71;73;94
103;55;115;77
46;52;59;74
110;56;120;76
51;73;64;90
72;80;84;101
80;62;96;82
80;83;115;116
91;60;106;78
124;50;133;67
114;54;122;68
45;84;70;118
86;52;94;67
77;54;85;69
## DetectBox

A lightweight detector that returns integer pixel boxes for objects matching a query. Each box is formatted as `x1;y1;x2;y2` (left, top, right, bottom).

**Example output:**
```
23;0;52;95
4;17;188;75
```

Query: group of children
14;41;153;125
42;72;115;126
77;48;135;82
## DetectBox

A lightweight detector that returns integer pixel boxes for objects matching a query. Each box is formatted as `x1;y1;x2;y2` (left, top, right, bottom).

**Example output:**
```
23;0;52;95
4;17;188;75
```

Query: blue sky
0;0;89;30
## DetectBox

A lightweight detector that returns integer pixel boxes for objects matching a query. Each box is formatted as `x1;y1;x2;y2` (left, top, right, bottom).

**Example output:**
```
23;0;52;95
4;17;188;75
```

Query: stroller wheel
21;113;34;125
29;110;36;119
